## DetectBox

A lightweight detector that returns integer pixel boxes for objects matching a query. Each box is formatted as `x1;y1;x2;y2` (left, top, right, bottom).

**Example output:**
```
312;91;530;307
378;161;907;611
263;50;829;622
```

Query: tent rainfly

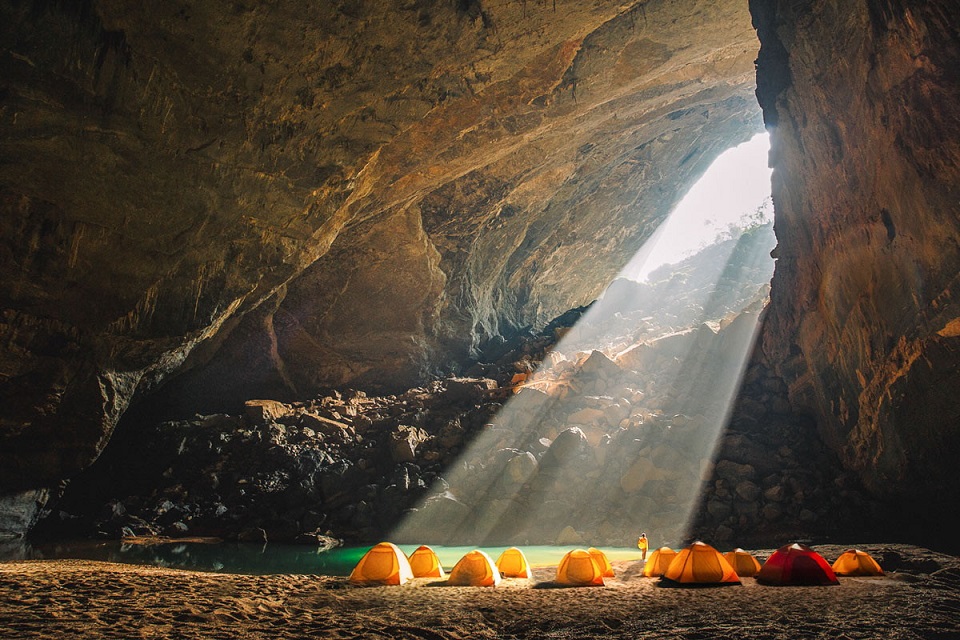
661;541;741;586
495;547;532;578
556;549;605;586
757;543;839;586
408;545;445;578
349;542;414;585
447;550;502;587
832;549;884;576
643;547;677;578
587;547;616;578
723;548;762;577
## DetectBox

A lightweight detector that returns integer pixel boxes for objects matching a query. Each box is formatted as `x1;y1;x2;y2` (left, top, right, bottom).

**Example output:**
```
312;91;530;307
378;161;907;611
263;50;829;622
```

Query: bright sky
627;132;772;281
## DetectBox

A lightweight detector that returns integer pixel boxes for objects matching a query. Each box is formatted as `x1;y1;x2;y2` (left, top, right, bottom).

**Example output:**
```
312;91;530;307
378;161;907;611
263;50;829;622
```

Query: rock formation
0;0;761;526
750;0;960;531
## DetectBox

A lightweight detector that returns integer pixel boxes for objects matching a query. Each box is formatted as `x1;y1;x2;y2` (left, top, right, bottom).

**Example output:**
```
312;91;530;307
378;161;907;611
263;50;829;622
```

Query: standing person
637;532;648;562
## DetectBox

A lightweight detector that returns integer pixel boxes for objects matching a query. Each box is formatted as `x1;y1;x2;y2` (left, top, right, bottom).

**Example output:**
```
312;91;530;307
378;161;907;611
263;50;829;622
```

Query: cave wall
161;0;764;413
752;0;960;509
1;0;761;519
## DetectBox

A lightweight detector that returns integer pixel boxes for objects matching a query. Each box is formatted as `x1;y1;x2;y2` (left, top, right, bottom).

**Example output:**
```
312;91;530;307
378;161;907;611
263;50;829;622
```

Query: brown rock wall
116;1;765;411
752;0;960;505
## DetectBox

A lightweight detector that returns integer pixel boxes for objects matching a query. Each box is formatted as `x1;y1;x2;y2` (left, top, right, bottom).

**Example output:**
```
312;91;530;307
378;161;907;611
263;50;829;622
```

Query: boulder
396;492;471;543
763;485;785;502
445;378;498;403
615;343;653;371
244;400;289;424
602;403;630;426
706;498;732;520
735;480;761;502
507;452;538;485
555;525;585;545
293;532;341;550
511;388;552;417
713;460;756;483
578;351;622;379
390;426;430;463
301;413;355;439
544;427;588;465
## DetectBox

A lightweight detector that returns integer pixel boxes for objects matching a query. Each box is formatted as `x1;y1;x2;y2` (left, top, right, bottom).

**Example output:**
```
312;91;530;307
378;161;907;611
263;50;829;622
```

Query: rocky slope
0;0;761;523
750;0;960;530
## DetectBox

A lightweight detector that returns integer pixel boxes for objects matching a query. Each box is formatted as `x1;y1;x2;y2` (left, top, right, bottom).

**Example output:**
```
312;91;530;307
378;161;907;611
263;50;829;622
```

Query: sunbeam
393;134;775;548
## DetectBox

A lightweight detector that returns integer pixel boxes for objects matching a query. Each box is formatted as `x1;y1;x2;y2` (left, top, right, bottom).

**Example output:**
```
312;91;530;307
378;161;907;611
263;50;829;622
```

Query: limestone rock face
0;0;761;503
752;1;960;509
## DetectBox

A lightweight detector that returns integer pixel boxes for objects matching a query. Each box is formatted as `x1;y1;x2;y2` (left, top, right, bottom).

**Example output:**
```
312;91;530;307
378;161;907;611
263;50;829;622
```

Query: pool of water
0;539;643;576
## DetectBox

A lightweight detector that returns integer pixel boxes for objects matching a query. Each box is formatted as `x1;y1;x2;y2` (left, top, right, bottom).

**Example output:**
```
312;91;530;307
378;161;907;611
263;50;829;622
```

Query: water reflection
1;540;641;576
1;539;367;576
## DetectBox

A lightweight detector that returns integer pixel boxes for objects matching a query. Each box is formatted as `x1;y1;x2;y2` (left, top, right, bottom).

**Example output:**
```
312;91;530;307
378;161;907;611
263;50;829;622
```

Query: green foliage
713;196;773;244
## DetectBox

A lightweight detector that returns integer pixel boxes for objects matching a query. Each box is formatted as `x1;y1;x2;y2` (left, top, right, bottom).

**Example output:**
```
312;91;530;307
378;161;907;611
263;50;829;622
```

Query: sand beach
1;544;958;639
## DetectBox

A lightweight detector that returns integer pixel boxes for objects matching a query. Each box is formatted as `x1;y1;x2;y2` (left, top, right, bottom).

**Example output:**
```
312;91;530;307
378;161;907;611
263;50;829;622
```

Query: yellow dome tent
349;542;414;585
832;549;884;576
723;548;762;577
495;547;532;578
642;547;677;577
447;550;502;586
587;547;616;578
408;545;445;578
661;541;740;586
556;549;604;586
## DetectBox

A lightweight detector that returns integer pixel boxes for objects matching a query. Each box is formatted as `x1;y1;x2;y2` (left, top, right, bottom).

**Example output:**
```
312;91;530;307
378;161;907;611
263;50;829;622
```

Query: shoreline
2;543;958;639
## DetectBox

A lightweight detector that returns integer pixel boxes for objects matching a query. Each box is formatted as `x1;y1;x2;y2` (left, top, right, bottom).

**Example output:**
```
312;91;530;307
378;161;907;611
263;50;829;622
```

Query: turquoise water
2;540;643;576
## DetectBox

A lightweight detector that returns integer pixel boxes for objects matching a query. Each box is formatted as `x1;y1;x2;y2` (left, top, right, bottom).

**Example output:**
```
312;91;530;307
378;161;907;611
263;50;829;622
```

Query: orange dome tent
723;548;762;577
556;549;605;586
349;542;414;585
832;549;884;576
642;547;677;577
447;550;502;586
757;543;839;585
495;547;532;578
643;547;677;578
408;545;445;578
587;547;616;578
661;541;740;586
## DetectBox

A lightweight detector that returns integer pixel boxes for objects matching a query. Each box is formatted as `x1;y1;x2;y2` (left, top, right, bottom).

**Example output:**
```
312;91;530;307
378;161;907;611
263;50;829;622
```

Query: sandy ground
1;544;958;639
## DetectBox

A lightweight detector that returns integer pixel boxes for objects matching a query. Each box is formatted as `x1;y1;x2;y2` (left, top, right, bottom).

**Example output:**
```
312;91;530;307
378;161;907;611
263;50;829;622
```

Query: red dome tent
757;543;839;586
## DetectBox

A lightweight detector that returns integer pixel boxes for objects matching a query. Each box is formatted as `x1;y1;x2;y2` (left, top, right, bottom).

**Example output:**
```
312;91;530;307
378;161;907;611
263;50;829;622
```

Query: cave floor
1;544;957;639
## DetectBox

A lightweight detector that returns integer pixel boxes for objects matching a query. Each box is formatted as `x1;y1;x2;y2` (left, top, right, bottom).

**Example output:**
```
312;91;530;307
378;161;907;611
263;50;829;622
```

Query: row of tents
351;543;613;587
349;541;884;587
645;541;882;586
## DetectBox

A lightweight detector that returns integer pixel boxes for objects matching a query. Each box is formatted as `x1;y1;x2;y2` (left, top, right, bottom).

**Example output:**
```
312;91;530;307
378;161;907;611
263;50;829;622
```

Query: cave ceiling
0;0;762;488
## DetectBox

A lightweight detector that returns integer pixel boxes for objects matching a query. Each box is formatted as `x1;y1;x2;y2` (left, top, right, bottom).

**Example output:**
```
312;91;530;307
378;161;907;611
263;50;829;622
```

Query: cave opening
392;133;777;547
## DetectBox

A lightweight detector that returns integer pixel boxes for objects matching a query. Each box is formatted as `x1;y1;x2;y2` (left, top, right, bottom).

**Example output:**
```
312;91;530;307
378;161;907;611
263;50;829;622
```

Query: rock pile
49;382;506;544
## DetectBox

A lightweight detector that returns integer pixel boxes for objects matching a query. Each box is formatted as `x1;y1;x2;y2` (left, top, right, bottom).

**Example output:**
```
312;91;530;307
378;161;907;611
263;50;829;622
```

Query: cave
2;0;959;573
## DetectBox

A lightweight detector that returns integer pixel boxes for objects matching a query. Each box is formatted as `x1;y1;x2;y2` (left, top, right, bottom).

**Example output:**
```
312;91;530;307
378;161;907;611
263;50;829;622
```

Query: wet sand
1;544;958;639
